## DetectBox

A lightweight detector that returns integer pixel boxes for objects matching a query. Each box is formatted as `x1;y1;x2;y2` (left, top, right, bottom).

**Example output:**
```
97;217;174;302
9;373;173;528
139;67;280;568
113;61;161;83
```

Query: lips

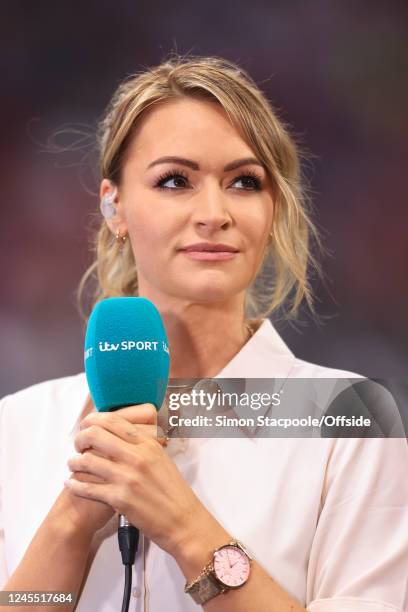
179;243;240;262
180;243;239;253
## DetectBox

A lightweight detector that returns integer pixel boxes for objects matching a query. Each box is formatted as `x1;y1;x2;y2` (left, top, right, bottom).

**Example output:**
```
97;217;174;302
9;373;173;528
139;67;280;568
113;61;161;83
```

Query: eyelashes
154;169;263;192
155;169;190;189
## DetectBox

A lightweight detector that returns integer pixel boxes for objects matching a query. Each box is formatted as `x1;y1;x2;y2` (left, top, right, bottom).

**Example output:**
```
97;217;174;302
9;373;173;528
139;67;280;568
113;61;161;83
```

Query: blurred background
1;0;407;397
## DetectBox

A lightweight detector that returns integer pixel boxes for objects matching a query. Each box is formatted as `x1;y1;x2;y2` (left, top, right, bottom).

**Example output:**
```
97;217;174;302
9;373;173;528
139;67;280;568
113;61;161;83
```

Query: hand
62;453;116;538
64;403;210;555
63;402;167;538
59;396;117;537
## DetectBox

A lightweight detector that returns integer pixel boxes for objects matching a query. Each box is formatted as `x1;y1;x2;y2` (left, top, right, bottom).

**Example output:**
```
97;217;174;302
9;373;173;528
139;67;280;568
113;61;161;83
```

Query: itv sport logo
84;339;169;360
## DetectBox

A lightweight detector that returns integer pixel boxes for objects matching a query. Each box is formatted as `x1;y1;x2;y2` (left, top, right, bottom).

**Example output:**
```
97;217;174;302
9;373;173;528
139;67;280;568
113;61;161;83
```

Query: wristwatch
184;540;252;605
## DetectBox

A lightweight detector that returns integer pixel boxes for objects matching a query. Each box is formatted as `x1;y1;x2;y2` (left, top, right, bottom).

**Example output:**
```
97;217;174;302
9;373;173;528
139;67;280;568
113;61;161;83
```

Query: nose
191;182;233;233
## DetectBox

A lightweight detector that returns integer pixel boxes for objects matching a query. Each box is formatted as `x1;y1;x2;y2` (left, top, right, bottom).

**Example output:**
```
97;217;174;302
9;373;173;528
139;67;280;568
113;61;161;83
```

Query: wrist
52;489;97;542
169;512;232;583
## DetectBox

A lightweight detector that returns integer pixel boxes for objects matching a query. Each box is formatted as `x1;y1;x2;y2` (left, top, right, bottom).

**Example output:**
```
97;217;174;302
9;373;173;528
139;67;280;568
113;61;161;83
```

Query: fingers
79;410;167;447
64;477;115;507
67;404;169;513
117;403;158;425
68;450;118;482
72;403;168;485
75;420;167;461
75;423;136;462
86;403;158;426
69;470;105;484
80;413;157;441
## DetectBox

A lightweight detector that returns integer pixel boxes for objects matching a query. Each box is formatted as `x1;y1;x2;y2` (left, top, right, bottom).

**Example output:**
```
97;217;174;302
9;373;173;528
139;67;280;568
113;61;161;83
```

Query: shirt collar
213;318;297;433
215;318;296;379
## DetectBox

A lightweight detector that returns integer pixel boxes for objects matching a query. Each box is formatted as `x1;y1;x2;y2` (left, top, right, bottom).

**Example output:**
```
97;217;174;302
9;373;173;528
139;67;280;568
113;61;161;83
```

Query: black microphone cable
118;515;140;612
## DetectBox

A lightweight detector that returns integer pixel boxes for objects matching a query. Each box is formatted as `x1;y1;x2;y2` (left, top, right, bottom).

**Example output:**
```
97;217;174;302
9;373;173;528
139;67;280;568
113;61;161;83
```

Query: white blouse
0;318;407;611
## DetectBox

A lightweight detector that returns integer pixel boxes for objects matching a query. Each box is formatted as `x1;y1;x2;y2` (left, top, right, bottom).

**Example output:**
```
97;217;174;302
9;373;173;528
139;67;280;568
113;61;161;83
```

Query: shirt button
132;587;141;598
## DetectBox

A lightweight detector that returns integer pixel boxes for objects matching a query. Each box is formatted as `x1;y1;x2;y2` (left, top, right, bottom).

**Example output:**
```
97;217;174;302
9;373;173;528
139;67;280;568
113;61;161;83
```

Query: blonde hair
77;52;324;325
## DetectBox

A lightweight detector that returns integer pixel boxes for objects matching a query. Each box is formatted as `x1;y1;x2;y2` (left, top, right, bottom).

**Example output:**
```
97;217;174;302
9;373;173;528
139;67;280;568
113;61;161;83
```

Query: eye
154;169;263;191
154;170;189;190
232;171;263;191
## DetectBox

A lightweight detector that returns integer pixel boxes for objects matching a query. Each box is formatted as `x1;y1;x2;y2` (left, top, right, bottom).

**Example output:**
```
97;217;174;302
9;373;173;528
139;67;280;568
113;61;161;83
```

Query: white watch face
213;545;250;587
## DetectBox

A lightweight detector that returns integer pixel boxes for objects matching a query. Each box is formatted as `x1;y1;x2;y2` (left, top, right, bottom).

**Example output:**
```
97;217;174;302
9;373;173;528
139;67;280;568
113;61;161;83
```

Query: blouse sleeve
0;396;9;588
306;437;408;612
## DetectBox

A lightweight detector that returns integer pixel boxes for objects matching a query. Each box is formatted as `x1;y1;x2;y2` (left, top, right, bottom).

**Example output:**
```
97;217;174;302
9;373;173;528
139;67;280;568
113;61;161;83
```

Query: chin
178;279;246;303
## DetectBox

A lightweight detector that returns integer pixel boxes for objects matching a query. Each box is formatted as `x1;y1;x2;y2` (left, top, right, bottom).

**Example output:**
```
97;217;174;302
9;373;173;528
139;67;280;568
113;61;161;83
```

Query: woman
0;54;406;612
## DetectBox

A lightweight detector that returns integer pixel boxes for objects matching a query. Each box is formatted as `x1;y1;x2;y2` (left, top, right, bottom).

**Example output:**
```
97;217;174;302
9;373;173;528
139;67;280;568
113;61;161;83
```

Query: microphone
83;297;170;582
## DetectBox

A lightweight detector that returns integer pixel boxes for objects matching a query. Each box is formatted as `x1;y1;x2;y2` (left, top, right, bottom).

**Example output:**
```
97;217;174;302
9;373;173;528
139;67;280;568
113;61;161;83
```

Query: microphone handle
118;514;140;565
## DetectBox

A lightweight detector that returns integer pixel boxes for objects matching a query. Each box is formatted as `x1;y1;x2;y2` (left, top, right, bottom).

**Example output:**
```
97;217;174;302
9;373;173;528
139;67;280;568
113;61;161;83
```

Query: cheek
126;209;179;266
243;208;272;248
243;205;273;271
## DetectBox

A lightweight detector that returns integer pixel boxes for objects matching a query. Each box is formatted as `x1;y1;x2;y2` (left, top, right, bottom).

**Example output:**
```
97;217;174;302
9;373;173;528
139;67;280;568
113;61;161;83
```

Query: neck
139;290;254;379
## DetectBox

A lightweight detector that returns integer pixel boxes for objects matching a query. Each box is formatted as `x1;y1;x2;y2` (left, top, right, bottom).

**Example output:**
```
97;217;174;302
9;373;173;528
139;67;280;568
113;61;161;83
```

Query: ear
99;179;128;237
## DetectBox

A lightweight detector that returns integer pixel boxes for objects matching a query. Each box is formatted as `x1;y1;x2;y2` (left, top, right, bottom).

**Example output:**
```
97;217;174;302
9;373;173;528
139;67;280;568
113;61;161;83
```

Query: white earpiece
100;187;118;220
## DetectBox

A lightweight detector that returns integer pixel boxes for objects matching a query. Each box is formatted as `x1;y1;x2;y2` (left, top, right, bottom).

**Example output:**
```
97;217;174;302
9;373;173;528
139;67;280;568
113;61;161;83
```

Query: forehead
124;97;255;168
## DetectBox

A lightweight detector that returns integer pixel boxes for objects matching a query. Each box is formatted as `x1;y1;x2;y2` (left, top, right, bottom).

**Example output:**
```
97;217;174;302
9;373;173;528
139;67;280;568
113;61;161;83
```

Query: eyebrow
147;156;264;172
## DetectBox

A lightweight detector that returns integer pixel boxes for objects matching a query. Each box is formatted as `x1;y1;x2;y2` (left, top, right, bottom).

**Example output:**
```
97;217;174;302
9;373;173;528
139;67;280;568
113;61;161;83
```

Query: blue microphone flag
84;297;170;411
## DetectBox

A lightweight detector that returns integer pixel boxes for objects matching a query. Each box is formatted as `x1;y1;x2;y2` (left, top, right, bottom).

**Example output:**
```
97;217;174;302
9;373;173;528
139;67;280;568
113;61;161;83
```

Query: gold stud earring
115;230;128;250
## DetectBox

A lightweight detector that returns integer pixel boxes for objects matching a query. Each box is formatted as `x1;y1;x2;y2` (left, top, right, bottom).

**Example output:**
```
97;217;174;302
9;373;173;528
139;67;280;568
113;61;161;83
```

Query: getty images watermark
159;378;407;438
